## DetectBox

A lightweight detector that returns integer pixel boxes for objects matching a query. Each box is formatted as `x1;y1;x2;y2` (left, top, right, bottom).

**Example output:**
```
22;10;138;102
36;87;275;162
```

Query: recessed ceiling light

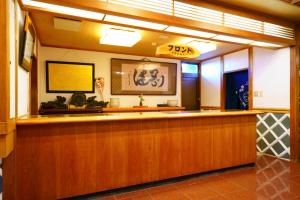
213;35;254;44
186;40;217;54
104;15;168;30
22;0;104;20
100;28;141;47
165;26;216;38
251;41;282;48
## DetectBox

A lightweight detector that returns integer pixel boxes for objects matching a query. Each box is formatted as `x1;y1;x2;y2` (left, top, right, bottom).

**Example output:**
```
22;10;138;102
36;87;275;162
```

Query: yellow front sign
156;43;200;59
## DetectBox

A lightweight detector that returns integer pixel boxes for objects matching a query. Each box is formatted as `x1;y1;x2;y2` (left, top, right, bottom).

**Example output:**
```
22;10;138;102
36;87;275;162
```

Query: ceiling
31;12;245;61
202;0;300;23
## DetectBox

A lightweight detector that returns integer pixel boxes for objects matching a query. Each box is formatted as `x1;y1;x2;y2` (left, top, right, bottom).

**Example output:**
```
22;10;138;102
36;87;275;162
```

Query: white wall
39;47;181;107
200;57;221;107
224;49;248;73
253;47;290;109
17;4;30;117
200;47;290;109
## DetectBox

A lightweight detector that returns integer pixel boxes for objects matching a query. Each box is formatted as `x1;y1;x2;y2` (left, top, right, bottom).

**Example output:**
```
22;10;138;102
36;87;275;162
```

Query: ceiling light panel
100;28;142;47
251;42;282;48
187;40;217;54
108;0;173;15
104;15;168;30
22;0;104;20
165;26;216;38
174;1;223;26
213;35;254;44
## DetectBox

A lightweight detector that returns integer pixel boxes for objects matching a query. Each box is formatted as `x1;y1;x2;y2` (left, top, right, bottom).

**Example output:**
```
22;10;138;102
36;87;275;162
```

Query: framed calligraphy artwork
20;15;36;71
111;58;177;95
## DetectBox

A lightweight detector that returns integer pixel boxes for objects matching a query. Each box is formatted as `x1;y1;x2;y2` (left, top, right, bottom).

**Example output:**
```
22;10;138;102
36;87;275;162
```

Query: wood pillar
0;0;14;158
220;56;225;110
290;26;300;161
248;47;253;110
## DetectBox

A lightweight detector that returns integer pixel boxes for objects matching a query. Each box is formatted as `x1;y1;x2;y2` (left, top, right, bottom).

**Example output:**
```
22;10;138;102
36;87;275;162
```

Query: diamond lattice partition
256;113;290;159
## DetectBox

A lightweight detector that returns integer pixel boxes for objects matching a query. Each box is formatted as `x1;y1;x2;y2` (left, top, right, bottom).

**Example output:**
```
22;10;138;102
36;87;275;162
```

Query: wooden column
248;47;253;110
198;62;202;109
220;56;225;110
290;27;300;161
0;0;14;158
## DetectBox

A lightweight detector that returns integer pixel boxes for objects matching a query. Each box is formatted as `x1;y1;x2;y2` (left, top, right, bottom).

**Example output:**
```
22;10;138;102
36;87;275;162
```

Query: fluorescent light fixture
165;26;216;38
104;15;168;30
22;0;104;20
187;40;217;54
100;28;141;47
213;35;254;44
251;41;282;48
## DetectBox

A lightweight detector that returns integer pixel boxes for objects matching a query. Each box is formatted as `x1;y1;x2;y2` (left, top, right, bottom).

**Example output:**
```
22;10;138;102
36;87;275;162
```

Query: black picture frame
20;15;36;72
46;61;95;93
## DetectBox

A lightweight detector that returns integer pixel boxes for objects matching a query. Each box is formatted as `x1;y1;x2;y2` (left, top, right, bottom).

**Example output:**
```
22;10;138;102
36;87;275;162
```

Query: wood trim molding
200;47;249;63
253;108;290;114
290;46;300;161
248;47;253;110
0;0;10;122
0;131;14;158
0;0;16;158
200;106;221;110
220;56;225;111
19;0;296;46
0;119;16;134
41;43;186;61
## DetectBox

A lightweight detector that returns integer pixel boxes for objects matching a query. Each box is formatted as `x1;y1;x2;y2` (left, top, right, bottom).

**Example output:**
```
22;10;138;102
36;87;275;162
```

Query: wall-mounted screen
46;61;95;93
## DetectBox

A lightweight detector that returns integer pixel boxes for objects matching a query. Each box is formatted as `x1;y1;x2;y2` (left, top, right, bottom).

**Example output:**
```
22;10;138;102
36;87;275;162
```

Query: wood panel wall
4;115;257;199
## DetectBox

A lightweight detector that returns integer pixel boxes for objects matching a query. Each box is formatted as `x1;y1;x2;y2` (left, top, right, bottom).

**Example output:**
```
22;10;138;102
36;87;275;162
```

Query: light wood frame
0;0;16;158
201;48;253;111
290;45;299;161
17;0;296;47
111;58;177;95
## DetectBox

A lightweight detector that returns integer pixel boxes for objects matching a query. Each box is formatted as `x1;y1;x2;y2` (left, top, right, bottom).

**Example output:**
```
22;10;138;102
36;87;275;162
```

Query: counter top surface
17;110;262;125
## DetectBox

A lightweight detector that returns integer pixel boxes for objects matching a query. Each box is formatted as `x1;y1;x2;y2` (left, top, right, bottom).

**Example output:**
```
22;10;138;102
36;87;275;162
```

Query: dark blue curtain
225;70;248;110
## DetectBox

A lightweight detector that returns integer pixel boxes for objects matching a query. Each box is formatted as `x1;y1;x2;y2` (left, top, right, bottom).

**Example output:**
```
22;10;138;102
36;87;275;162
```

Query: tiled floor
0;155;298;200
73;155;300;200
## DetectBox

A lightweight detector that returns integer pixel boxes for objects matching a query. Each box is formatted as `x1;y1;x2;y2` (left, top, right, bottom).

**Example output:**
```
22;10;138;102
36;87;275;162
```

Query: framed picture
111;58;177;95
46;61;95;93
20;15;36;71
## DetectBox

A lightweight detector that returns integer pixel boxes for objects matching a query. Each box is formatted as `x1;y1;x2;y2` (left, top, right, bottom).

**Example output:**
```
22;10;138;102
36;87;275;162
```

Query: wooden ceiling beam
18;0;296;46
291;0;300;4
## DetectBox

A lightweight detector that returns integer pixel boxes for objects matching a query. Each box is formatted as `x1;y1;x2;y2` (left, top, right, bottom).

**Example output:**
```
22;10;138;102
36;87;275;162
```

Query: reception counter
3;110;261;200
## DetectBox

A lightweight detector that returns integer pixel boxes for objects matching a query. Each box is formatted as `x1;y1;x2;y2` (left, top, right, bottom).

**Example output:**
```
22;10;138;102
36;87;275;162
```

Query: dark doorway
225;70;248;110
181;63;200;110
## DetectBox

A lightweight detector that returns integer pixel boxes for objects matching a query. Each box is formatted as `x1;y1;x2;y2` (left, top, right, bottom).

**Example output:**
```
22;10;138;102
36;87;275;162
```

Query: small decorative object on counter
139;93;145;106
86;96;109;108
167;100;178;107
110;98;120;108
69;92;87;108
95;77;105;101
40;96;67;110
39;93;106;115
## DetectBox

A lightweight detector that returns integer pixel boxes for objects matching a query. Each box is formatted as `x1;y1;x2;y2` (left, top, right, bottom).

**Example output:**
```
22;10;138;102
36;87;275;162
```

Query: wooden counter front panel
10;116;256;199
